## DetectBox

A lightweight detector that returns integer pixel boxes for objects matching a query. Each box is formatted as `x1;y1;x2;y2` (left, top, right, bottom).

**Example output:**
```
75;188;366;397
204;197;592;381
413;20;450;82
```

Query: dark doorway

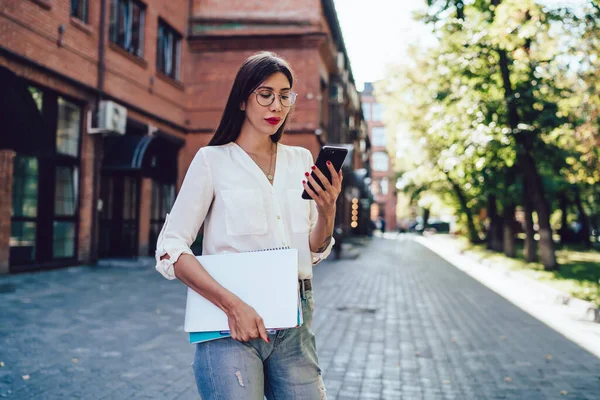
7;80;82;272
149;181;175;256
98;174;140;258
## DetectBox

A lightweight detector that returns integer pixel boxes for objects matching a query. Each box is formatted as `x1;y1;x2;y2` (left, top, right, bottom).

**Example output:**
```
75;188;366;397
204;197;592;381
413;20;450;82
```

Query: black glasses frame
252;89;297;108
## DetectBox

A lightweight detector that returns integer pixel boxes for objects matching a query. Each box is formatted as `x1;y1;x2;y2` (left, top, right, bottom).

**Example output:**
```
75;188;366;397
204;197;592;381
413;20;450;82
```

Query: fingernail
267;338;271;343
311;166;316;170
305;172;309;177
302;180;306;184
327;161;331;166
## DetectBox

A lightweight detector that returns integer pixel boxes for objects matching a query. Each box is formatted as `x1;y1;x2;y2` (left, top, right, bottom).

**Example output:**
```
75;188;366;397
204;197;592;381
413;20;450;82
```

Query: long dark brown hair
208;52;295;146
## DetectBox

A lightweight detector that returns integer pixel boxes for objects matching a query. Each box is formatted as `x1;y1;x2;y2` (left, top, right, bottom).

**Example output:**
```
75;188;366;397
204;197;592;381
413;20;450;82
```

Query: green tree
381;0;599;270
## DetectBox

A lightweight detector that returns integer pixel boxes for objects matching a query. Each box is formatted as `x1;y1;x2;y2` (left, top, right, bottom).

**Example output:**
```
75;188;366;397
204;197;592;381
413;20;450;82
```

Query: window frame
156;18;182;81
109;0;147;59
372;151;389;172
371;126;386;147
70;0;89;23
10;84;83;268
372;103;384;122
56;96;83;158
362;103;371;121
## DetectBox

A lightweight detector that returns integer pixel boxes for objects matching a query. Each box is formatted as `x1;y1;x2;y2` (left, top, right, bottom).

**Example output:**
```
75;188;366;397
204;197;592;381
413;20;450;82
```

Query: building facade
0;0;368;274
361;82;397;232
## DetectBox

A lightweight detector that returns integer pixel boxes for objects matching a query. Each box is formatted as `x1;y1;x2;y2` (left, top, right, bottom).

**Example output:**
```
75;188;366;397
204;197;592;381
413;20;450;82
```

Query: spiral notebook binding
247;246;291;253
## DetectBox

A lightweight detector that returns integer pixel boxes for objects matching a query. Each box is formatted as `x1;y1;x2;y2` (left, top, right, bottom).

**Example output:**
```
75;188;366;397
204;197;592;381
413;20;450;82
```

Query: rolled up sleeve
155;149;214;280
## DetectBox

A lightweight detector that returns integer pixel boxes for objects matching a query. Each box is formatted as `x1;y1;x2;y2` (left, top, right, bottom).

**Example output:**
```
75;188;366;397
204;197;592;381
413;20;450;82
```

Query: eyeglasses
252;89;297;107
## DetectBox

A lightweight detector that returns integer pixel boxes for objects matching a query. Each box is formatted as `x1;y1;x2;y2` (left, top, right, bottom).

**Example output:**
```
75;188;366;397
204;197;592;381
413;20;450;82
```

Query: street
1;236;600;399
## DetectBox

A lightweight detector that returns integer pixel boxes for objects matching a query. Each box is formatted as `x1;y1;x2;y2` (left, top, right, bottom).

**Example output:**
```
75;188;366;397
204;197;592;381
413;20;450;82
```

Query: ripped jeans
192;290;326;400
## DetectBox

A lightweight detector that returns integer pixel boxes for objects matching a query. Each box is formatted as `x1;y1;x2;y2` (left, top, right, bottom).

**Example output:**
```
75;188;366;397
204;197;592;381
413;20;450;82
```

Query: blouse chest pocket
222;189;268;236
286;189;310;234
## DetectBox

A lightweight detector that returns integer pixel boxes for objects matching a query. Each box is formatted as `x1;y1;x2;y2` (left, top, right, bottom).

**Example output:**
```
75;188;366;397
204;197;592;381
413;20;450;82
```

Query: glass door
99;174;140;258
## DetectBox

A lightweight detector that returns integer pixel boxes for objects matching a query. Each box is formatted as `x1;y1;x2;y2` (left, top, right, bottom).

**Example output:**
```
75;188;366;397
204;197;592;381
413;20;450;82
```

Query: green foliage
379;0;600;238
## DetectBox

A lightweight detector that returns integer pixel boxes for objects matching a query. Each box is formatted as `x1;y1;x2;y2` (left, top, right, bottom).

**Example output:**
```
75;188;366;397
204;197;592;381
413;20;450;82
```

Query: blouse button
277;216;281;220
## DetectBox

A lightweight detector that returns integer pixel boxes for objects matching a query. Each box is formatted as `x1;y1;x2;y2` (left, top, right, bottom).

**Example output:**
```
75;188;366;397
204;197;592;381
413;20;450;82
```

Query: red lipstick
265;117;281;125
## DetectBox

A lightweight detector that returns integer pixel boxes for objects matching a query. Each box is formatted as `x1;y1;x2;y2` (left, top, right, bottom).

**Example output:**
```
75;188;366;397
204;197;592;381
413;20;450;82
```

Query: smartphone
302;146;348;200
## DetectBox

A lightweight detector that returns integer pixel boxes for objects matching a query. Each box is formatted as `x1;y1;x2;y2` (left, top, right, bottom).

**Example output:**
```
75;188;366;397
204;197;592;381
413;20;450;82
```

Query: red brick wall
1;0;101;88
187;48;321;129
138;178;152;256
77;110;96;263
0;150;15;274
362;93;397;231
191;0;321;22
1;0;353;268
280;132;322;161
102;0;189;127
1;0;190;128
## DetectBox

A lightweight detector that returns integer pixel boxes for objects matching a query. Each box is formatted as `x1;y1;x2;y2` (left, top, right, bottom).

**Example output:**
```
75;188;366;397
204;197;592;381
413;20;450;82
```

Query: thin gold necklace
236;141;276;182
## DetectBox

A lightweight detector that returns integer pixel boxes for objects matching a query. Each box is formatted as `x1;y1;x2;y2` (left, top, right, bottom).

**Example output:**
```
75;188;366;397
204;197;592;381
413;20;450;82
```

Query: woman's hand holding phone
302;161;343;216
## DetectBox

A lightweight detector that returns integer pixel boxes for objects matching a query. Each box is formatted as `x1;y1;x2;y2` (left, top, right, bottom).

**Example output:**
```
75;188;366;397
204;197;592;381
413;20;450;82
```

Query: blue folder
189;298;303;344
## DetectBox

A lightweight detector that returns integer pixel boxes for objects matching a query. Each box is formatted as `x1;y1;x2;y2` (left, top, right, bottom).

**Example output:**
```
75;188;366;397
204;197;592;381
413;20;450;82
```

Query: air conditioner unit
88;101;127;135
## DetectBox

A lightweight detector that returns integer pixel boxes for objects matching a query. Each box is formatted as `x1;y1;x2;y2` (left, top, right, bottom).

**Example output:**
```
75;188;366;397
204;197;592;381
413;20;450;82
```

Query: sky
333;0;590;91
332;0;434;91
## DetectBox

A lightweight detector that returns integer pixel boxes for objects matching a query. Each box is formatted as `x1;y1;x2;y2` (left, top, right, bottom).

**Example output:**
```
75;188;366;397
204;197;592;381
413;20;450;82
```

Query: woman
155;51;341;399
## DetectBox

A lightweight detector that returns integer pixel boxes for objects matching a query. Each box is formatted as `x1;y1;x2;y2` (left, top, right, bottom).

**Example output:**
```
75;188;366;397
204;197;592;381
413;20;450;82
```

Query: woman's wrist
318;207;335;231
221;292;243;316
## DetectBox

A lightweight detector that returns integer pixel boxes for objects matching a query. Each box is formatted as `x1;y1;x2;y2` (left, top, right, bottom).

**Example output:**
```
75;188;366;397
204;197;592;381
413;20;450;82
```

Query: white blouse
155;142;335;281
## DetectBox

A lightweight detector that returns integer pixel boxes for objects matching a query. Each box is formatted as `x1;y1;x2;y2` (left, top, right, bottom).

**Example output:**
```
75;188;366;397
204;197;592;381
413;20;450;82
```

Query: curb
416;235;600;324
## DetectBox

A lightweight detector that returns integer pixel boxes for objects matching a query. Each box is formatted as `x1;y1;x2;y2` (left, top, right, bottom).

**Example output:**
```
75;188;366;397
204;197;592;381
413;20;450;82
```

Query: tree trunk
520;149;557;269
495;44;558;270
455;0;465;20
445;172;480;243
503;204;517;258
422;208;430;233
558;192;572;245
523;186;538;263
573;187;592;248
487;194;504;252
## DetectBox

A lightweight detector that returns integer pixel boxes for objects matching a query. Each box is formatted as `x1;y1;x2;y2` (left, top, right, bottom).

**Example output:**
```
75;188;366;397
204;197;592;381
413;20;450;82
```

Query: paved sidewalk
1;236;600;399
415;234;600;359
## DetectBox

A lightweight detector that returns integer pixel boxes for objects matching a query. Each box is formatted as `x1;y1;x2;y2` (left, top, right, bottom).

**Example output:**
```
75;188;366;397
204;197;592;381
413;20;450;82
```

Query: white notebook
184;248;299;333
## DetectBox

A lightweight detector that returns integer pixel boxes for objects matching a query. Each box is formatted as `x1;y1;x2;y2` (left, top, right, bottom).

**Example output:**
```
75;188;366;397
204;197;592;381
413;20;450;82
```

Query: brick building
0;0;368;273
361;82;397;232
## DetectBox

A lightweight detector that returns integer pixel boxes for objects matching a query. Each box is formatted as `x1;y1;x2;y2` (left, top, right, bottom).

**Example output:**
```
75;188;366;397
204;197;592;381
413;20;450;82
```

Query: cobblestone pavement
1;235;599;399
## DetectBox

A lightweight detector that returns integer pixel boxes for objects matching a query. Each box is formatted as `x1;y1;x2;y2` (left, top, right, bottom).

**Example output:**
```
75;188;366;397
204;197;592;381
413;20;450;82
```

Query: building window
372;152;389;171
54;166;78;217
371;127;386;147
381;178;389;195
157;20;182;80
57;98;81;157
149;181;175;254
53;221;76;258
70;0;88;23
319;79;328;129
371;179;380;196
11;84;82;267
362;103;370;121
372;103;384;121
109;0;146;58
10;156;39;264
53;165;79;259
28;87;43;112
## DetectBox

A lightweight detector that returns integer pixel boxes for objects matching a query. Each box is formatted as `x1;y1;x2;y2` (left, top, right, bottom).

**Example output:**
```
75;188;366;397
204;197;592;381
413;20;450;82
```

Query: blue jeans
192;290;326;399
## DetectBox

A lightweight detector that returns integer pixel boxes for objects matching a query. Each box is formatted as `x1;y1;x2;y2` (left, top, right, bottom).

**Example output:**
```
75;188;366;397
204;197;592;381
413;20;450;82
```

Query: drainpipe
90;0;108;263
97;0;107;94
